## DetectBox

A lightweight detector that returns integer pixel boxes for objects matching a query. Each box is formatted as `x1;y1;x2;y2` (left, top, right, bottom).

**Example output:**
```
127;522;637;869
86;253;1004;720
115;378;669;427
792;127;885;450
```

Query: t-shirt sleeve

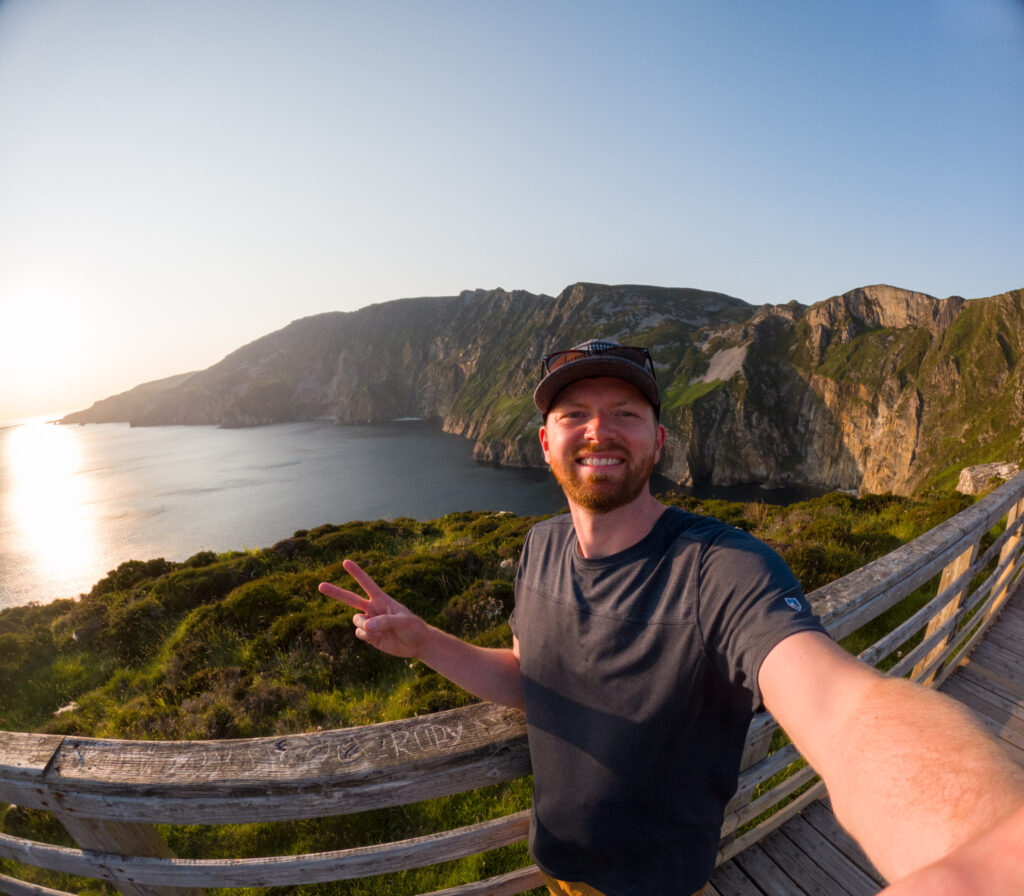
508;528;534;641
697;526;827;712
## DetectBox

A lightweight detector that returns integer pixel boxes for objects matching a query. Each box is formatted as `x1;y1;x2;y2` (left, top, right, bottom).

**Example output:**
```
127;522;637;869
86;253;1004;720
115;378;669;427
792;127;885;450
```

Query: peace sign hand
319;559;429;659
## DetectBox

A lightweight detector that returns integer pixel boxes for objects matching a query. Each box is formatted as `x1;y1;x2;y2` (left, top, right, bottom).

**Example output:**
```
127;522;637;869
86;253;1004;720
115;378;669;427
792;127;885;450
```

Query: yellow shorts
541;871;704;896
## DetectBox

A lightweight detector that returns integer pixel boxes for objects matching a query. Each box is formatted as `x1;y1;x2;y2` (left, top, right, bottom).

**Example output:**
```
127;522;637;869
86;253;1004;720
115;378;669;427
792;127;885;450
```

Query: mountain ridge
61;282;1024;496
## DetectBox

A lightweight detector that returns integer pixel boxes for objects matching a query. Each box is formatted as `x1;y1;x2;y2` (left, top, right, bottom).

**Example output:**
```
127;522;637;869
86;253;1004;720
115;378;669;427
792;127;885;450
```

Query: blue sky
1;0;1022;422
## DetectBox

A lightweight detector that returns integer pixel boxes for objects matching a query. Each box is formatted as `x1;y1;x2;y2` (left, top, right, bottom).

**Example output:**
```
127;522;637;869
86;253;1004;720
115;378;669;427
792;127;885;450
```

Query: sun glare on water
1;420;98;604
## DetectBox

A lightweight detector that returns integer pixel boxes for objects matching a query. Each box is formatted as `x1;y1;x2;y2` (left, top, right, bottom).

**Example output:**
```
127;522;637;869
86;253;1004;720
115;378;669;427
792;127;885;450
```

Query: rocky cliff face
62;283;1024;496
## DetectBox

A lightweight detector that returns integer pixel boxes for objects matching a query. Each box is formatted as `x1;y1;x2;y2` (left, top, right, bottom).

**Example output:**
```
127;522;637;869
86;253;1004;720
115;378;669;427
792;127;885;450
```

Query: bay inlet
0;419;569;610
0;418;826;610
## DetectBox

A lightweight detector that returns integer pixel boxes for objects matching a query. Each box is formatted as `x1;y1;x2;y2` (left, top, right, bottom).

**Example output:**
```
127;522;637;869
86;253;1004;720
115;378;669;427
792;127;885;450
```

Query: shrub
442;581;514;638
217;580;302;631
310;519;422;559
372;549;487;618
152;555;270;613
804;516;852;544
51;597;109;650
408;665;477;715
90;558;175;596
107;594;168;663
183;550;219;569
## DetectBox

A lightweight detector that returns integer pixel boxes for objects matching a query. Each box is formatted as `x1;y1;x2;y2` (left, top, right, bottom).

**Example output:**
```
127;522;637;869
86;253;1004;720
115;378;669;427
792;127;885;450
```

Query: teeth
579;457;621;466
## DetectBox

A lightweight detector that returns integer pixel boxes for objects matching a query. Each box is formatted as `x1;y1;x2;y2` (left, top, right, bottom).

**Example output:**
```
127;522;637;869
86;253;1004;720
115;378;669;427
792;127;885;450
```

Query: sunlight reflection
2;421;97;601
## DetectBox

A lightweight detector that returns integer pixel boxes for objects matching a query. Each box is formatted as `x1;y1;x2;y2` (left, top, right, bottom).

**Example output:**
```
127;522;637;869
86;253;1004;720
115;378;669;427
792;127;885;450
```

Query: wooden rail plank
0;811;531;887
809;472;1024;640
886;604;969;681
0;734;65;808
0;873;75;896
51;814;204;896
723;743;800;818
418;864;544;896
933;592;1020;688
881;537;1021;684
717;781;826;864
911;542;977;683
990;495;1024;615
738;711;778;771
7;704;530;823
928;564;1024;687
857;559;975;669
721;765;818;838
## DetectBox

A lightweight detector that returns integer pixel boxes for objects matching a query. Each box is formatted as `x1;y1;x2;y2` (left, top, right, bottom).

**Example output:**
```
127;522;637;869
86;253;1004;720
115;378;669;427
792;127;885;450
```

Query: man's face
539;377;666;514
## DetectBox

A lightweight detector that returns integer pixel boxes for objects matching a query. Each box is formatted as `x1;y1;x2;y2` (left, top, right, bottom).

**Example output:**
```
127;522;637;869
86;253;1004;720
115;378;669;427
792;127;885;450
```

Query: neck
568;490;666;559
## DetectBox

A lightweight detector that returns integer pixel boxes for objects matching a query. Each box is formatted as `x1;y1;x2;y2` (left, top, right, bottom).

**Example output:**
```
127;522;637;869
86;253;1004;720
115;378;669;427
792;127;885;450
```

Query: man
320;339;1024;895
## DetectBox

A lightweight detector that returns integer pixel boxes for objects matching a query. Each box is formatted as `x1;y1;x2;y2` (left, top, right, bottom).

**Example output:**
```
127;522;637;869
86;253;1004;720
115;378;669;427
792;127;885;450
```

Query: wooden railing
2;472;1023;896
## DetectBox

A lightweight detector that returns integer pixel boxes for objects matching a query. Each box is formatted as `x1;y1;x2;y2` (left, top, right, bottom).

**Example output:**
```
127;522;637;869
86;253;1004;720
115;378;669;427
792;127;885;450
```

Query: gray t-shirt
510;506;825;895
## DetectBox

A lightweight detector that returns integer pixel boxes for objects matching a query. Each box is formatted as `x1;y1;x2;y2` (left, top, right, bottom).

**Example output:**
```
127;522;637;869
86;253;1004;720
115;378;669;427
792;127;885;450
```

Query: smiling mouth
576;456;623;467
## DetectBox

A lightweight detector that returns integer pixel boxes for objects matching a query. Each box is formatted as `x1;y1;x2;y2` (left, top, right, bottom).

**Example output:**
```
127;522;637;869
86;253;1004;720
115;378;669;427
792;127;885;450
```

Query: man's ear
654;424;666;463
539;426;551;464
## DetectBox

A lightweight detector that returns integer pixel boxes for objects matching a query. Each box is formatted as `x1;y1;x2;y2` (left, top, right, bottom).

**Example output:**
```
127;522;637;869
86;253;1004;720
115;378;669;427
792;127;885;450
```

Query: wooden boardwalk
707;578;1024;896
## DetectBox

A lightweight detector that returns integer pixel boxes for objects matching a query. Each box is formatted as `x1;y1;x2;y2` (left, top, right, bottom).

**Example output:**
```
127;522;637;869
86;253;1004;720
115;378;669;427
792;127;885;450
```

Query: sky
1;0;1022;424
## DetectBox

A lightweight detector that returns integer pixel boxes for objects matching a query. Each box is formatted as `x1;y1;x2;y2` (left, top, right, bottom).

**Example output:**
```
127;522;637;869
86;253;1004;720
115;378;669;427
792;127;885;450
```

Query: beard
548;442;658;514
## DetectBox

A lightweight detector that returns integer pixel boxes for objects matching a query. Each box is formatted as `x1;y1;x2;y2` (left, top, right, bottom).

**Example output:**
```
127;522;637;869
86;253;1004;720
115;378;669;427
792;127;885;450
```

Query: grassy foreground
0;489;985;894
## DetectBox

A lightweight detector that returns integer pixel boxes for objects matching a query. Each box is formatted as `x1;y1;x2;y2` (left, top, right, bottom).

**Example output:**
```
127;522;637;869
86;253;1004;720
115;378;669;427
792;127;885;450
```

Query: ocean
0;417;827;611
0;418;568;610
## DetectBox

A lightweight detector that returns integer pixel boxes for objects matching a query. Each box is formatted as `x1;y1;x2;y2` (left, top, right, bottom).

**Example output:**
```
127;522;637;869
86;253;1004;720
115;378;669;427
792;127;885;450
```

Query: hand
319;559;429;659
879;803;1024;895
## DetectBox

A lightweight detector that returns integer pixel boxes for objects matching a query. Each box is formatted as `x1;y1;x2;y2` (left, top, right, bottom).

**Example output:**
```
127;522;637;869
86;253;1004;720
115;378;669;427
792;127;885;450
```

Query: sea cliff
61;282;1024;496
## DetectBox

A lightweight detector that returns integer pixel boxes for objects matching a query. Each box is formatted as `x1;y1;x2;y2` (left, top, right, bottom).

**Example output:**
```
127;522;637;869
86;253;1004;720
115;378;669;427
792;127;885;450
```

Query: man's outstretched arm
319;559;525;710
759;631;1024;892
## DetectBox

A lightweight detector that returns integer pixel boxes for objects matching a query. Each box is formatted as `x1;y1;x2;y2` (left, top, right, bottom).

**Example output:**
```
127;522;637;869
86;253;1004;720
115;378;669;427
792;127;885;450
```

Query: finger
352;613;390;644
354;613;388;634
318;581;370;612
342;558;388;597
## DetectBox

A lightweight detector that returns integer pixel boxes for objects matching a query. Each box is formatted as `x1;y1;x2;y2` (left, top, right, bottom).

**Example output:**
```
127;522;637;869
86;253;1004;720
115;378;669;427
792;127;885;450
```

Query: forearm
415;626;524;710
822;675;1024;881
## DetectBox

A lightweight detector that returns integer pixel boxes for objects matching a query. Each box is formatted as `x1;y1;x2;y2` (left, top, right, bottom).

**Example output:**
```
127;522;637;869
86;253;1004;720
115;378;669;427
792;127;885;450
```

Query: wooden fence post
54;814;205;896
986;495;1024;622
910;541;978;685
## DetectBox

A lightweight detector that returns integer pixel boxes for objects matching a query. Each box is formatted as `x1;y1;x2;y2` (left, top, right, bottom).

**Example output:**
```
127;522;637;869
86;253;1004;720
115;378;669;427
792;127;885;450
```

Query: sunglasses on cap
541;344;657;381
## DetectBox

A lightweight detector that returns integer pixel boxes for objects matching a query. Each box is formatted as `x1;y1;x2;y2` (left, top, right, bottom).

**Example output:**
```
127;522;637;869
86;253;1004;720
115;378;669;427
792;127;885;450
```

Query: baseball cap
533;339;660;418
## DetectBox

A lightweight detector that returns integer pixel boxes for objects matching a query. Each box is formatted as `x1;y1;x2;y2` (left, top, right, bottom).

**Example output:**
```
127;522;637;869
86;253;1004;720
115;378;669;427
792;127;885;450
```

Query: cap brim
533;356;660;417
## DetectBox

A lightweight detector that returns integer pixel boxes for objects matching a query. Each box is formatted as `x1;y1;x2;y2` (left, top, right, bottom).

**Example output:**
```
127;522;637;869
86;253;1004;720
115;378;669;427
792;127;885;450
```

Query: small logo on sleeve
784;597;803;611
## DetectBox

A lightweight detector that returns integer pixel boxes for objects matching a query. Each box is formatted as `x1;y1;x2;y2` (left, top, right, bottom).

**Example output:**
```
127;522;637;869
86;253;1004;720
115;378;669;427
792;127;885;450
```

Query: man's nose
584;413;612;440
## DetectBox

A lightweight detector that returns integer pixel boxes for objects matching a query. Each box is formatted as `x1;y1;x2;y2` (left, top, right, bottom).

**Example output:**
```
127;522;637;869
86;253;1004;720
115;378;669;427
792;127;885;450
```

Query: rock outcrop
956;463;1021;495
61;283;1024;496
